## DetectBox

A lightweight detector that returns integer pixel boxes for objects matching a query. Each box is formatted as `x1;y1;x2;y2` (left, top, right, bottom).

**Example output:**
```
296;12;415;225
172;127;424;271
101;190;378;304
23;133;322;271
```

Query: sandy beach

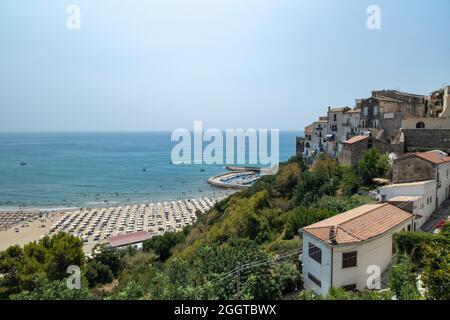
0;196;221;254
0;211;63;252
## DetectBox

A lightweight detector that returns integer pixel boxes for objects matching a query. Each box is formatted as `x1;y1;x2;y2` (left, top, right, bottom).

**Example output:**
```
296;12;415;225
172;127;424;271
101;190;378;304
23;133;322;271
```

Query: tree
85;260;113;287
292;169;339;206
357;149;389;186
42;232;85;281
273;162;302;197
421;244;450;300
91;246;123;277
142;232;185;261
338;165;360;196
388;254;421;300
10;275;92;300
0;232;85;295
0;245;24;295
394;231;449;267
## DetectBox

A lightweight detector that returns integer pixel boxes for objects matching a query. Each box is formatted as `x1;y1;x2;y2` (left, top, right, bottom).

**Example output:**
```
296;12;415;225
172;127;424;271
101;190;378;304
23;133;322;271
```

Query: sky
0;0;449;132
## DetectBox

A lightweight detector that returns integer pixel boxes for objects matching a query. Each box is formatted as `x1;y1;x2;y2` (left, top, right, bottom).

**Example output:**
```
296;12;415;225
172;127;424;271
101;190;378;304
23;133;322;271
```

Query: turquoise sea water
0;131;300;210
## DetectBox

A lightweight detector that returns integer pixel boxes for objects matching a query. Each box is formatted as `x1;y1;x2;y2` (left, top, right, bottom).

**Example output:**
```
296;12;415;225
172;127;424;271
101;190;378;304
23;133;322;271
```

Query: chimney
329;226;337;244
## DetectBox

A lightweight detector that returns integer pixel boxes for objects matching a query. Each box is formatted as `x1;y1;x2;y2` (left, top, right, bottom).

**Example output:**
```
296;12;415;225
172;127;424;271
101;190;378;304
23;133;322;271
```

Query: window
373;106;378;115
342;284;357;292
308;243;322;264
407;224;411;232
333;114;337;122
342;251;357;268
416;122;425;129
308;273;322;288
363;107;368;116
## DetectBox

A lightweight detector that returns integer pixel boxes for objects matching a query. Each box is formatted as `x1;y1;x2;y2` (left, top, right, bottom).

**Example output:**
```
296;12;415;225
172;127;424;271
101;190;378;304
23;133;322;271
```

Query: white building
342;108;362;141
378;180;436;230
304;117;328;158
300;203;413;296
326;107;364;158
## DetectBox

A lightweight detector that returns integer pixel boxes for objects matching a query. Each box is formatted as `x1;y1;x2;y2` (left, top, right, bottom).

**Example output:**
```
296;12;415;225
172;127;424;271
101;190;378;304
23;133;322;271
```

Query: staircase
421;199;450;232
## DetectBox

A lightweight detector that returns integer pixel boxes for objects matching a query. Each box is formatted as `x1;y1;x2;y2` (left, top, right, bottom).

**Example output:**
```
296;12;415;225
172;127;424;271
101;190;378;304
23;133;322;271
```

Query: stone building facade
391;151;450;211
402;129;450;153
302;86;449;164
338;135;393;167
296;136;305;156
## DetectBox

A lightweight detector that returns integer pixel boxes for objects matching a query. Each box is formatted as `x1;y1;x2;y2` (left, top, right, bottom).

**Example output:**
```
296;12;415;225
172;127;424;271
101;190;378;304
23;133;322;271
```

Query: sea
0;131;301;211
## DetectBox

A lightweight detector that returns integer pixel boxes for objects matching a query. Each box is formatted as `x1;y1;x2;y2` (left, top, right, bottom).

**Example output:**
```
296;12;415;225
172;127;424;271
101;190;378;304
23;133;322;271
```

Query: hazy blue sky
0;0;449;132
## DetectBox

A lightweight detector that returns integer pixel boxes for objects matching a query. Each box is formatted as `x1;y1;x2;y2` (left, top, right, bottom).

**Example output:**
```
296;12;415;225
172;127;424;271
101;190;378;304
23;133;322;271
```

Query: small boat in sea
200;169;205;172
142;168;147;172
20;162;27;166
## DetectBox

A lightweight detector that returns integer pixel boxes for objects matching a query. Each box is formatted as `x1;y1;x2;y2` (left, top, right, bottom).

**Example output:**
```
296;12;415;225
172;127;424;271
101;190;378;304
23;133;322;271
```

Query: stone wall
392;156;436;183
403;129;450;153
401;117;450;129
339;137;404;167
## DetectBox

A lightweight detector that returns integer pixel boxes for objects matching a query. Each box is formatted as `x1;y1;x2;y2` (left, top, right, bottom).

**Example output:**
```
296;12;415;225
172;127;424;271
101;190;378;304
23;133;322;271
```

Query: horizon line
0;129;304;134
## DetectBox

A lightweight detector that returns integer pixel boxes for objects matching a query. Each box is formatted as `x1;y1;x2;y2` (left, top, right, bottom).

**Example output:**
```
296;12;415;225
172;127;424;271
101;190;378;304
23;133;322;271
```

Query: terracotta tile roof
343;135;368;144
108;231;151;247
412;151;450;164
303;203;412;245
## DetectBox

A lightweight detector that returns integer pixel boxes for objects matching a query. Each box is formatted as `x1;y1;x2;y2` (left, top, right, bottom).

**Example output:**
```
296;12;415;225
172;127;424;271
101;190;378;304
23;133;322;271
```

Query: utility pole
236;262;241;300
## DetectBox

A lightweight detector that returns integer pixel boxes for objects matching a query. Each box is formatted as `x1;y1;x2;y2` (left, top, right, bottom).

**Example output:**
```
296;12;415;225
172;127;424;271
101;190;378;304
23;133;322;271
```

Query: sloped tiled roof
414;152;450;164
342;135;369;144
303;203;412;245
109;231;151;247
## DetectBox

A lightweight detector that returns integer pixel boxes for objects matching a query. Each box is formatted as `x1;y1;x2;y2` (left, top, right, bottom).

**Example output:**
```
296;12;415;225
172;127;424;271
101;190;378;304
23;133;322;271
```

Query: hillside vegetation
2;151;447;300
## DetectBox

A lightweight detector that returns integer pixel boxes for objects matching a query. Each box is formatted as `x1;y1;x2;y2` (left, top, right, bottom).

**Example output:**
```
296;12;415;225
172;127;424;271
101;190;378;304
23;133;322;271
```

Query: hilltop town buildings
304;117;328;159
298;86;450;166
